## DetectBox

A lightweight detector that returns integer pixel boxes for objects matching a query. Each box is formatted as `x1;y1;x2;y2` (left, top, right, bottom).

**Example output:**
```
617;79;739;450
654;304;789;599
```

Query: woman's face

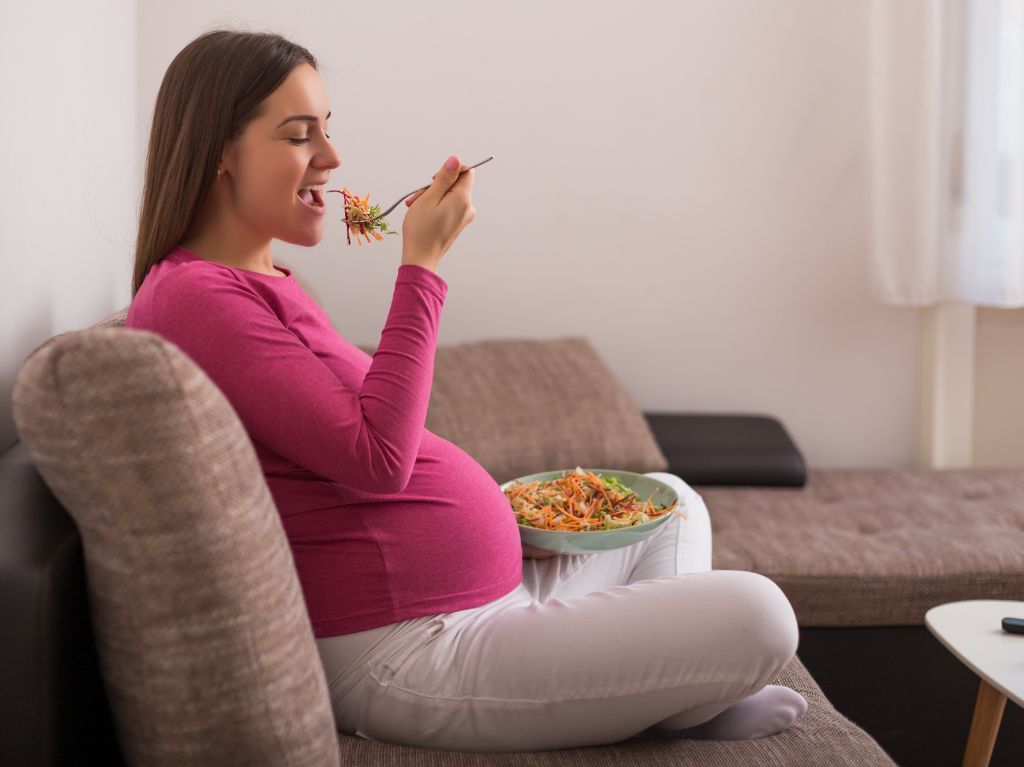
221;63;341;247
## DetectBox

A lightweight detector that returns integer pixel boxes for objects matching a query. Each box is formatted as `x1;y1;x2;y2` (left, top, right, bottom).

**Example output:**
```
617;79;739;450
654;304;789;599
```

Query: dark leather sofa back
0;440;124;766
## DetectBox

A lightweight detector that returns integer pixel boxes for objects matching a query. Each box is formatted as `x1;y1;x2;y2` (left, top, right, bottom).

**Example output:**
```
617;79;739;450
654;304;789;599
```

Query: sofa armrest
642;412;807;487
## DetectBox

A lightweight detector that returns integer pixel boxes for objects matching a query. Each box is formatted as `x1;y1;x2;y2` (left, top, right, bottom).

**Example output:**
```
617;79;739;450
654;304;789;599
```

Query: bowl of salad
500;466;686;554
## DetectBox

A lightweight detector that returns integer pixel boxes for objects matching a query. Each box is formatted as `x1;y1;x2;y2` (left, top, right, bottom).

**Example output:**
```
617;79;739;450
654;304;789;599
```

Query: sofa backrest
10;322;341;767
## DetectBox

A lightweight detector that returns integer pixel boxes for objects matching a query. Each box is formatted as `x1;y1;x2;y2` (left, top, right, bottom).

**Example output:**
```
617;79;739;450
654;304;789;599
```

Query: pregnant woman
127;29;807;752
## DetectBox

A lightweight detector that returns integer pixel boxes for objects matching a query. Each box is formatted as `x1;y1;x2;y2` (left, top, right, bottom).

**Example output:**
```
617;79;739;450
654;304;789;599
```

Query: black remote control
1002;617;1024;635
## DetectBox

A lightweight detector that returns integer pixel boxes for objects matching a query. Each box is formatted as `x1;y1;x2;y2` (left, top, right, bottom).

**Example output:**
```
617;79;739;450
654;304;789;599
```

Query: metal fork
338;155;494;225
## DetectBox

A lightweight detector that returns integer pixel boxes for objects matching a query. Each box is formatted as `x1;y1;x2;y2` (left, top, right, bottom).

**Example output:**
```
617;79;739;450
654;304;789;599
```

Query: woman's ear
219;139;240;178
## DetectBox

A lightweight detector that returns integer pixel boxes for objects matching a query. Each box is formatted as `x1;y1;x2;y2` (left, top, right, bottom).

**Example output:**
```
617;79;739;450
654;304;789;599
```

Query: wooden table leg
962;678;1007;767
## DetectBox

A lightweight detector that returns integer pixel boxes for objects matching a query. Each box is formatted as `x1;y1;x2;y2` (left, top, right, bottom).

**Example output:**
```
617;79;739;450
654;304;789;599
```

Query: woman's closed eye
289;134;331;145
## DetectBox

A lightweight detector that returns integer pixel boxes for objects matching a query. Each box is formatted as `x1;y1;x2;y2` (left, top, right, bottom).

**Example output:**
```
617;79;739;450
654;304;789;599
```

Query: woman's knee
716;570;799;671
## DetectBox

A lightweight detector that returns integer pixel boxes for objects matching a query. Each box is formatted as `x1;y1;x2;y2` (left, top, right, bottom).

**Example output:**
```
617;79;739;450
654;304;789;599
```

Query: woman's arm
150;264;446;494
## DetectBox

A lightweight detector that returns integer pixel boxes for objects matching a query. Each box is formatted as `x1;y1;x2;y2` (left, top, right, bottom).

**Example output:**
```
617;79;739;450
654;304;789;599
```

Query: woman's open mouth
297;186;325;214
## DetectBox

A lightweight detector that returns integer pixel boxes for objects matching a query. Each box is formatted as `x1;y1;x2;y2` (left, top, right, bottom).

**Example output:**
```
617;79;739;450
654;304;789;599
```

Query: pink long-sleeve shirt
127;245;523;637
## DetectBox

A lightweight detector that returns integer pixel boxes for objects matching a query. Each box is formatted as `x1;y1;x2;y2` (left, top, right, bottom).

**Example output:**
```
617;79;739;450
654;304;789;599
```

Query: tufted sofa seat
707;468;1024;627
699;468;1024;765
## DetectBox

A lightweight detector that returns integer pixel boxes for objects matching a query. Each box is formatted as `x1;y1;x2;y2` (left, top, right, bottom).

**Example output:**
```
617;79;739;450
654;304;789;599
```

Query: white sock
650;685;808;741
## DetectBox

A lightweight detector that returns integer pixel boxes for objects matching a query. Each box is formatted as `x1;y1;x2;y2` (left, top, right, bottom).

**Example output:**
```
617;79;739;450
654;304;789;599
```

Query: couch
4;301;958;766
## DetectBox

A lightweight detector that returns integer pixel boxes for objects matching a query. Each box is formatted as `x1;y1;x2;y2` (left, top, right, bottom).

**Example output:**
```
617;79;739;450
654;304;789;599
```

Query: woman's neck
180;234;280;277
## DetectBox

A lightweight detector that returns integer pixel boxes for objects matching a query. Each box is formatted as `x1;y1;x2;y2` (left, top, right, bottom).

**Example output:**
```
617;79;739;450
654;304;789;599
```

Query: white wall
0;0;138;451
5;1;933;469
974;308;1024;467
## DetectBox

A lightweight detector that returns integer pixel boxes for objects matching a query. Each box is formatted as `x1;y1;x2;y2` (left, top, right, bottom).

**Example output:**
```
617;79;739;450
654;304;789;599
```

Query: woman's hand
400;154;475;272
521;543;564;559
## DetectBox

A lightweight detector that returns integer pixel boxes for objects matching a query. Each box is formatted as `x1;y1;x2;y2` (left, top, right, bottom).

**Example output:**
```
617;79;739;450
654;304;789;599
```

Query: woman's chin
283;225;325;248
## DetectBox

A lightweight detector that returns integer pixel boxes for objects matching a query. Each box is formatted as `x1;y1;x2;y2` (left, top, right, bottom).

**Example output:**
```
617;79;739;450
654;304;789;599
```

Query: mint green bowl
499;468;680;554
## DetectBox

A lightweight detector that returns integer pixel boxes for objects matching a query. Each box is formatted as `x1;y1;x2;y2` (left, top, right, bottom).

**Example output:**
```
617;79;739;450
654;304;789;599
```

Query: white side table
925;600;1024;767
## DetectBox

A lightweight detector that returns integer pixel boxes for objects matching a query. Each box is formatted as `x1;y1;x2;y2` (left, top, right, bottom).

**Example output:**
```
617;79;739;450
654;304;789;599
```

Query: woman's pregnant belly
362;430;523;598
267;429;524;630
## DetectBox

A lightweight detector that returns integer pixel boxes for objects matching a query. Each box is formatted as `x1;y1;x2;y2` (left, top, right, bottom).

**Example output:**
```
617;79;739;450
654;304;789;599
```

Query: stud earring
217;169;223;177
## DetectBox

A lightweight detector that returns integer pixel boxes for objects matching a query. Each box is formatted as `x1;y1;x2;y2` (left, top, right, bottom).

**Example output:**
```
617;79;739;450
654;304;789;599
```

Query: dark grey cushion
644;413;806;487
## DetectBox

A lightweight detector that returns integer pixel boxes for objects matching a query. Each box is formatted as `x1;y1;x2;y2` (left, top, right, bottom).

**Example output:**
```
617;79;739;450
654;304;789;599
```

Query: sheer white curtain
869;0;1024;307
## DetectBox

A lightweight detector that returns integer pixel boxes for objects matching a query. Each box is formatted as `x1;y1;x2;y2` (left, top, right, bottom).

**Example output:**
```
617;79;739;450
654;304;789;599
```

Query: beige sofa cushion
360;336;669;484
12;327;339;767
704;467;1024;626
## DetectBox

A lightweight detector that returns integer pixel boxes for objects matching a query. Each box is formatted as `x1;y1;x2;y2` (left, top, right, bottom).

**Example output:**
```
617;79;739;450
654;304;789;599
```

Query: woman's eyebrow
275;110;331;128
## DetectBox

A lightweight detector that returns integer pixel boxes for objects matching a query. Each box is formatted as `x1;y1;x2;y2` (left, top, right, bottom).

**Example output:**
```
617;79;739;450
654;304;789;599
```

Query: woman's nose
322;142;342;169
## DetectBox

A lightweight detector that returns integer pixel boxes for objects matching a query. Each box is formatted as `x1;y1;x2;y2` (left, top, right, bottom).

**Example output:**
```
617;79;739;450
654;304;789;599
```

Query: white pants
315;472;800;752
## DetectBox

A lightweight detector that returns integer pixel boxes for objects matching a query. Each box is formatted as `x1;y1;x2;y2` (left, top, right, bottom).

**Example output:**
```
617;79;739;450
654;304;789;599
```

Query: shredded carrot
325;185;398;246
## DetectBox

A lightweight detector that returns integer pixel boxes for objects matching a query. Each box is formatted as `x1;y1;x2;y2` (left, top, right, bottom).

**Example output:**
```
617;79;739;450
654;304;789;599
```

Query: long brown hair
131;29;317;298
